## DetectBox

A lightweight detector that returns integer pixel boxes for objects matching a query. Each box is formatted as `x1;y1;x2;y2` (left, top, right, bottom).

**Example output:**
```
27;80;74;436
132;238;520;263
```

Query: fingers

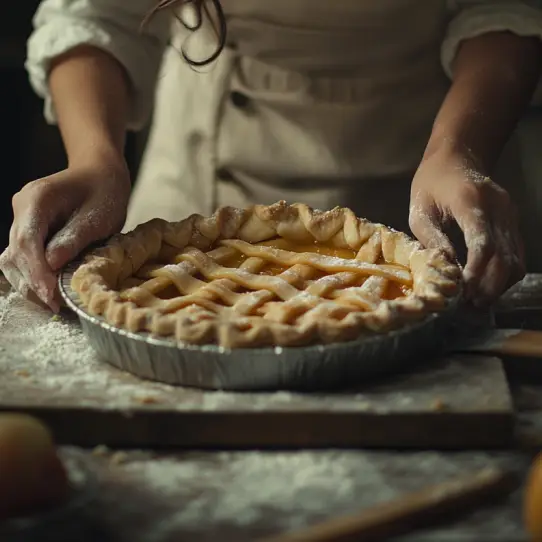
483;194;524;300
0;249;50;310
0;250;29;297
4;178;71;311
408;204;456;261
506;203;526;286
412;178;523;305
474;231;512;305
7;208;60;311
45;207;110;271
457;207;493;295
456;187;524;305
3;165;129;312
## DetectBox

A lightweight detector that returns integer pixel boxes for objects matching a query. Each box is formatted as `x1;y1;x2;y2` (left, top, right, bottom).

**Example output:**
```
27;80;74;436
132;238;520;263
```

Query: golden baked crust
70;201;462;348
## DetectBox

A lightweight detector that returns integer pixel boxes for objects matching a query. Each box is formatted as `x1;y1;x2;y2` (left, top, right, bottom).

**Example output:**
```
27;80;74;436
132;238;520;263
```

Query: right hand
0;160;131;311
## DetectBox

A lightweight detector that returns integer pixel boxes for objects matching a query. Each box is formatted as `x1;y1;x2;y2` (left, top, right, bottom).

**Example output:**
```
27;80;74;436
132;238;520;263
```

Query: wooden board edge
0;407;516;450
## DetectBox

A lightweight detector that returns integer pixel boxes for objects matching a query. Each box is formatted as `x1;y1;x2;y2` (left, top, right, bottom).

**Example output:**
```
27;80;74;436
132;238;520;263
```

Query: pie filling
118;238;411;314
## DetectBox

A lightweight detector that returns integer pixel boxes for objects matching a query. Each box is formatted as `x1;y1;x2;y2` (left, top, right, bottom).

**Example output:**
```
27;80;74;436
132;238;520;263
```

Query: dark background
0;3;143;250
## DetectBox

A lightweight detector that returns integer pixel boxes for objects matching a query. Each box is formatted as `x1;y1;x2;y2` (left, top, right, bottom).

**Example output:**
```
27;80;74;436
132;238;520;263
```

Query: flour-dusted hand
406;30;541;306
408;155;525;306
0;161;131;311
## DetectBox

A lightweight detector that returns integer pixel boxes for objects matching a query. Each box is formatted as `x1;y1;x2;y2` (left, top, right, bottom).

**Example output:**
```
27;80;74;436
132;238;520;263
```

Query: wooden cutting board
0;282;515;449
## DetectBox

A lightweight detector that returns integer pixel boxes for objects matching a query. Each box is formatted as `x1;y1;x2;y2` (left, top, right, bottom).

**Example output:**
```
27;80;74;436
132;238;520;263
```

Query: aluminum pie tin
59;261;461;391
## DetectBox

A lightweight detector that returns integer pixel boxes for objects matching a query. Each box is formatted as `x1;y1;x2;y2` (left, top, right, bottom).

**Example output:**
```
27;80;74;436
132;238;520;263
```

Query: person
1;0;542;312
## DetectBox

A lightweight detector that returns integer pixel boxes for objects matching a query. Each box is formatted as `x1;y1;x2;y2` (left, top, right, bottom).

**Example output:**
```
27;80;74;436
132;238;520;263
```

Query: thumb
44;217;100;271
408;207;456;261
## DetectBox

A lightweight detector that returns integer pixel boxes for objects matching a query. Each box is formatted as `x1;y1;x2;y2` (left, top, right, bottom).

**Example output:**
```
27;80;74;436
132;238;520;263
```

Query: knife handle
490;330;542;358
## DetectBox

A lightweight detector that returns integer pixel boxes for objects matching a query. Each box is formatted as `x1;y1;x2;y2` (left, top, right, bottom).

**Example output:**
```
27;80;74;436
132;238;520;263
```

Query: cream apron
126;0;542;269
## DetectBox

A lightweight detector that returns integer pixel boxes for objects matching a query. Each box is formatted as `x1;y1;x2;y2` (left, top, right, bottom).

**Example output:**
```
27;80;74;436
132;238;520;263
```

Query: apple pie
70;201;461;348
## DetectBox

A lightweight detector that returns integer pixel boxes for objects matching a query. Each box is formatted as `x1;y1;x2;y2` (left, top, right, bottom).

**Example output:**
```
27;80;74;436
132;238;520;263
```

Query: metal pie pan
59;261;460;391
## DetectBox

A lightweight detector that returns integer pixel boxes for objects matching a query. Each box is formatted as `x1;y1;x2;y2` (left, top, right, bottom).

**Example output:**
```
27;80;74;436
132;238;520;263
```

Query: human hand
0;160;131;311
408;154;525;306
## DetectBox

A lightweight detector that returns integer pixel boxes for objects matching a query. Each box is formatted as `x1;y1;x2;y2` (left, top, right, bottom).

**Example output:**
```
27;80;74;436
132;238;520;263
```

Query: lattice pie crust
71;201;462;348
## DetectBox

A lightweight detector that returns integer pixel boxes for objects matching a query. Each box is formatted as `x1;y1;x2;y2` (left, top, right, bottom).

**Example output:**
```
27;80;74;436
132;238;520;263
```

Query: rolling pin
259;467;517;542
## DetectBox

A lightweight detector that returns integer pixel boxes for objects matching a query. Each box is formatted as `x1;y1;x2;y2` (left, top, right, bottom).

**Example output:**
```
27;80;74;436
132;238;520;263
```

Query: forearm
424;31;542;172
49;45;131;168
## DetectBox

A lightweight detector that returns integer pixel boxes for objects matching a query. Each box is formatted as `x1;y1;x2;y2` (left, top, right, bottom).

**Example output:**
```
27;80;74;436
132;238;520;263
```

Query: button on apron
230;90;250;108
216;167;235;181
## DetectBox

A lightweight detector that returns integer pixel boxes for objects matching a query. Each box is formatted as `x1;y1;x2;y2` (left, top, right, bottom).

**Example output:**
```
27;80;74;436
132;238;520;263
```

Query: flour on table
97;450;390;540
0;289;159;405
0;285;498;414
0;289;192;407
135;452;358;529
0;287;373;412
86;449;524;542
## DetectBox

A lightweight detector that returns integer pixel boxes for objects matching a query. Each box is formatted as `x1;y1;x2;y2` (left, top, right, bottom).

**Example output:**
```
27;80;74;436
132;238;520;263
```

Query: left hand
408;153;525;306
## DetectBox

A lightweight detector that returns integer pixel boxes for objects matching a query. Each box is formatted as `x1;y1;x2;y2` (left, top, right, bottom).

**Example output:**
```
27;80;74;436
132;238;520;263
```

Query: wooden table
1;276;541;541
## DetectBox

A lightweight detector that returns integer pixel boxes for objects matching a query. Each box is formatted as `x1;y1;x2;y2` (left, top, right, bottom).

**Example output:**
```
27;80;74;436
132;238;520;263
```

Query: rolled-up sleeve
26;0;170;129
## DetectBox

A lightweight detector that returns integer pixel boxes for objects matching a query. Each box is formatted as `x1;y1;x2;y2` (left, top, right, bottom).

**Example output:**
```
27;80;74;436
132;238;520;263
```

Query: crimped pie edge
70;201;462;348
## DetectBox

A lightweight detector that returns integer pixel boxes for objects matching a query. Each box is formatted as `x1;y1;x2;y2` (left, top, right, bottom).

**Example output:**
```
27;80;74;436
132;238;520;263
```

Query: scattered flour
0;284;503;417
0;286;376;412
97;450;390;540
135;452;358;527
0;289;159;405
0;287;213;405
0;286;527;541
88;449;525;542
